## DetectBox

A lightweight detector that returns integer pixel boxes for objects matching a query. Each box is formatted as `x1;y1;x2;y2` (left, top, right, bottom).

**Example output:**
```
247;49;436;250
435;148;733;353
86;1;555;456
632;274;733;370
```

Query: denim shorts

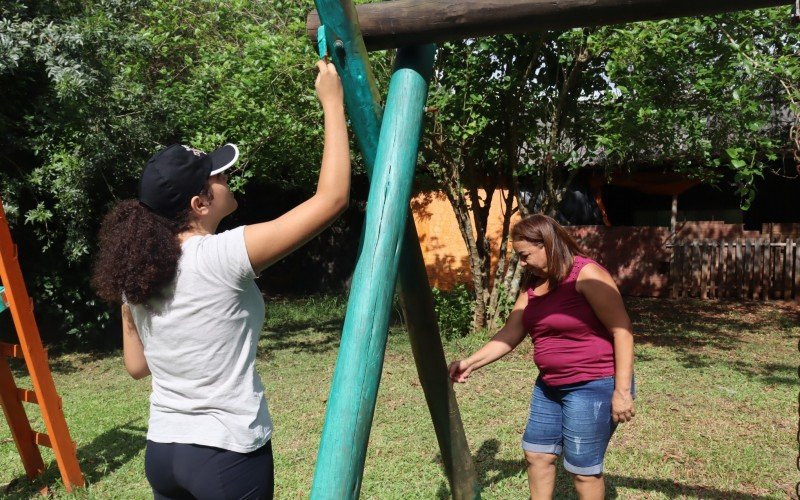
521;375;634;476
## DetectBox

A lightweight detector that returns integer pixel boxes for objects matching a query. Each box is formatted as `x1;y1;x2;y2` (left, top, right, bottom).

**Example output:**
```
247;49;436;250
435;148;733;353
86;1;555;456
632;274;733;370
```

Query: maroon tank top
522;255;615;386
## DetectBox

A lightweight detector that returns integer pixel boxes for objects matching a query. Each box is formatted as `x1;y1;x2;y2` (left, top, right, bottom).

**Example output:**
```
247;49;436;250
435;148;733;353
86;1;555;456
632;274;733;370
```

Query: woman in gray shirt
92;60;348;499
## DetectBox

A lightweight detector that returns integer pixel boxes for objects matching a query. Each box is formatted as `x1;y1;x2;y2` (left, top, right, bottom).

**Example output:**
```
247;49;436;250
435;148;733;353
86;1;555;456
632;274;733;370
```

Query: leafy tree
422;30;606;332
1;1;795;346
0;0;345;345
592;10;796;208
718;10;800;175
1;0;166;342
421;8;798;333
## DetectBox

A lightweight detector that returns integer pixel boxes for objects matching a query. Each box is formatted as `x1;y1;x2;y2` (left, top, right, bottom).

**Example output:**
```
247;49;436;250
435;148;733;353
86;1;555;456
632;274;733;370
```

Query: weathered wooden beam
308;0;793;51
396;233;482;500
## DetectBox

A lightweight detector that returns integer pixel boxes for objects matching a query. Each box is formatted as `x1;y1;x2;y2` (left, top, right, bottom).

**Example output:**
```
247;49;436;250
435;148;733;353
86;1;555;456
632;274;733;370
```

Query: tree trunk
441;176;488;332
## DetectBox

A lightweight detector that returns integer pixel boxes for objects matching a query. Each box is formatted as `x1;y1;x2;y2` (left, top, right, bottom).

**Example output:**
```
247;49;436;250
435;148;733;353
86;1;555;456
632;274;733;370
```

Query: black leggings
144;440;274;500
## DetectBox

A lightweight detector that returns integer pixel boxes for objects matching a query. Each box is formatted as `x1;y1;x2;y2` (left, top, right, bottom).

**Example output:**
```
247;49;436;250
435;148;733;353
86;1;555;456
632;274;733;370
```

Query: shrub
431;284;474;340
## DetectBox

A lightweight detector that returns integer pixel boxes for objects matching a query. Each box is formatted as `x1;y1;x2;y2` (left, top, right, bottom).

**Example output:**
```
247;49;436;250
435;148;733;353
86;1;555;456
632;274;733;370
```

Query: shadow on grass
628;298;798;386
434;438;776;499
630;299;765;350
261;318;343;355
260;302;406;356
5;350;124;377
606;474;774;499
435;438;526;498
2;420;146;498
472;439;526;486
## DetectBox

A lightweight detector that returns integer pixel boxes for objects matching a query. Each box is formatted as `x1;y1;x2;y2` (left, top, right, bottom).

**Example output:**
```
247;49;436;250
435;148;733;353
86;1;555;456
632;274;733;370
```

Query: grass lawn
1;296;797;499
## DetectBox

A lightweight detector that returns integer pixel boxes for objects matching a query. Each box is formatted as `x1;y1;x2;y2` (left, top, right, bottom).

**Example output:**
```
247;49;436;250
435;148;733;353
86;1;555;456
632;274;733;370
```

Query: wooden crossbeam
33;432;52;448
17;388;38;404
308;0;794;51
1;341;24;358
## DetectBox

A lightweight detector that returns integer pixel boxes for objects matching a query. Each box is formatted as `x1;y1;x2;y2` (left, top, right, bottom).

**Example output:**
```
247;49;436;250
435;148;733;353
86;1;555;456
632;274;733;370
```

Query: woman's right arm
449;291;529;383
244;60;350;274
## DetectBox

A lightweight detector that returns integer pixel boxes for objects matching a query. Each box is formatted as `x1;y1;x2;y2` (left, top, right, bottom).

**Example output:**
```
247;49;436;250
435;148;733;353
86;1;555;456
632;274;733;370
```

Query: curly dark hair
92;186;212;305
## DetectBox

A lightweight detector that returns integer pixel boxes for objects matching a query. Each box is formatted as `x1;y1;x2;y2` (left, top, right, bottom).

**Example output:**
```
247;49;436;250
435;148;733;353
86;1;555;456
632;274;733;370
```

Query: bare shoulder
576;262;611;281
575;261;619;295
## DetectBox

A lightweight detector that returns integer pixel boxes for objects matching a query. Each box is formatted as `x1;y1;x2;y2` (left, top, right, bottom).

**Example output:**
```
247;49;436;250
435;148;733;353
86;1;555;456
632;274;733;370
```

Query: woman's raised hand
315;60;344;111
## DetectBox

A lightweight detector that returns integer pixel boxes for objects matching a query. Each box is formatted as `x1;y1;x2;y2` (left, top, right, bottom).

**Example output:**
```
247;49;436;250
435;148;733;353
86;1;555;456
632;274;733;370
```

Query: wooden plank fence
669;239;799;300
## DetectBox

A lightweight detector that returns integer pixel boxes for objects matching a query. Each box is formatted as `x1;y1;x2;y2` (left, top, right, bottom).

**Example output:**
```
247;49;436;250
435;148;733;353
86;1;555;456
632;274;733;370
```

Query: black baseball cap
138;143;239;218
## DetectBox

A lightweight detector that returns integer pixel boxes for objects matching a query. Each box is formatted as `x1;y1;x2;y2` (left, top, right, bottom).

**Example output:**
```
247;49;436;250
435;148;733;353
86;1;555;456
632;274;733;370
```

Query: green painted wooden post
311;44;436;499
313;1;479;497
312;1;382;169
396;234;481;500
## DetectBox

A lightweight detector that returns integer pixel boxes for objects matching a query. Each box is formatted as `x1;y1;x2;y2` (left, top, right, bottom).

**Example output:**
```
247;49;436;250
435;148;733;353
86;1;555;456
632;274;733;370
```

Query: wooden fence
669;239;799;300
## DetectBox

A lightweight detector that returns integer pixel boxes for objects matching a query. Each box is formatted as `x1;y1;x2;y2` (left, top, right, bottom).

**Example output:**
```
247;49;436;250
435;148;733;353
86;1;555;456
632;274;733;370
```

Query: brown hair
91;185;212;305
511;214;584;290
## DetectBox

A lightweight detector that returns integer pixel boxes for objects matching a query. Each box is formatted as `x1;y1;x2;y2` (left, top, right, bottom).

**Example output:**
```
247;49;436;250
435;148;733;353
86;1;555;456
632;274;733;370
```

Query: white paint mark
593;401;603;419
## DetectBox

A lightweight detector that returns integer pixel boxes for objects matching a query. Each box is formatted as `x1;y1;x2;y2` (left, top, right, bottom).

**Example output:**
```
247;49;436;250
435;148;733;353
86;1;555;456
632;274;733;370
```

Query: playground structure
306;0;796;499
0;0;795;496
0;198;84;492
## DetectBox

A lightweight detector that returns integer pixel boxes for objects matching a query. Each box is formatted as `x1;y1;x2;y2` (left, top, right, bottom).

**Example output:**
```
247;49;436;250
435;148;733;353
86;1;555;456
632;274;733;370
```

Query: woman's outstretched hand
315;60;344;110
448;359;475;383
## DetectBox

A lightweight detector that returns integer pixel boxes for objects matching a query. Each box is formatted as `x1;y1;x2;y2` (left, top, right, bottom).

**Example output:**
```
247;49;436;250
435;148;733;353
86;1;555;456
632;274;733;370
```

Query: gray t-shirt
129;226;272;453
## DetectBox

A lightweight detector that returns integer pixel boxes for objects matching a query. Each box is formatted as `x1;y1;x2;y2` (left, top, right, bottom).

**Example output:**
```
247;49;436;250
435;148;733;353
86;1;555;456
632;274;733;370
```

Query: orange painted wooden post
0;346;45;479
0;197;84;492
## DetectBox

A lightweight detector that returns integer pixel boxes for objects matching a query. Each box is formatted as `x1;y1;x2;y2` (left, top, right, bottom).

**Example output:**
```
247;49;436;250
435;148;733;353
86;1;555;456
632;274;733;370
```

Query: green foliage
137;0;333;190
422;9;797;331
431;284;474;340
1;2;797;346
2;0;166;344
591;9;796;208
0;0;338;345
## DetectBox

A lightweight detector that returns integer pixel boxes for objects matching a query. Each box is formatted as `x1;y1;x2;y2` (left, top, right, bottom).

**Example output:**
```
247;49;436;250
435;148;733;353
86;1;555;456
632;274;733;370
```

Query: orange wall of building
410;190;789;297
410;190;519;290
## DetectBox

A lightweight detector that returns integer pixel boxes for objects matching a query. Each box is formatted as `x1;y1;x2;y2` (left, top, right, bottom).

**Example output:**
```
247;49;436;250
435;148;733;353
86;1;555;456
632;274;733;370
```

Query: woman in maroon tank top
449;214;635;500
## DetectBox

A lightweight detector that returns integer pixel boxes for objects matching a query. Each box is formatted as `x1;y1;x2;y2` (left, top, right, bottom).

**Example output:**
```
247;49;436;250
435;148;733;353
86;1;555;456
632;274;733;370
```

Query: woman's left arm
575;263;635;423
122;305;150;380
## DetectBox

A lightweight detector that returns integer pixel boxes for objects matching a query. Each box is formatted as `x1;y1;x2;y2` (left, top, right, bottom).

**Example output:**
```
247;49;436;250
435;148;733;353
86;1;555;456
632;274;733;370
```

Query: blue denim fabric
521;376;635;475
